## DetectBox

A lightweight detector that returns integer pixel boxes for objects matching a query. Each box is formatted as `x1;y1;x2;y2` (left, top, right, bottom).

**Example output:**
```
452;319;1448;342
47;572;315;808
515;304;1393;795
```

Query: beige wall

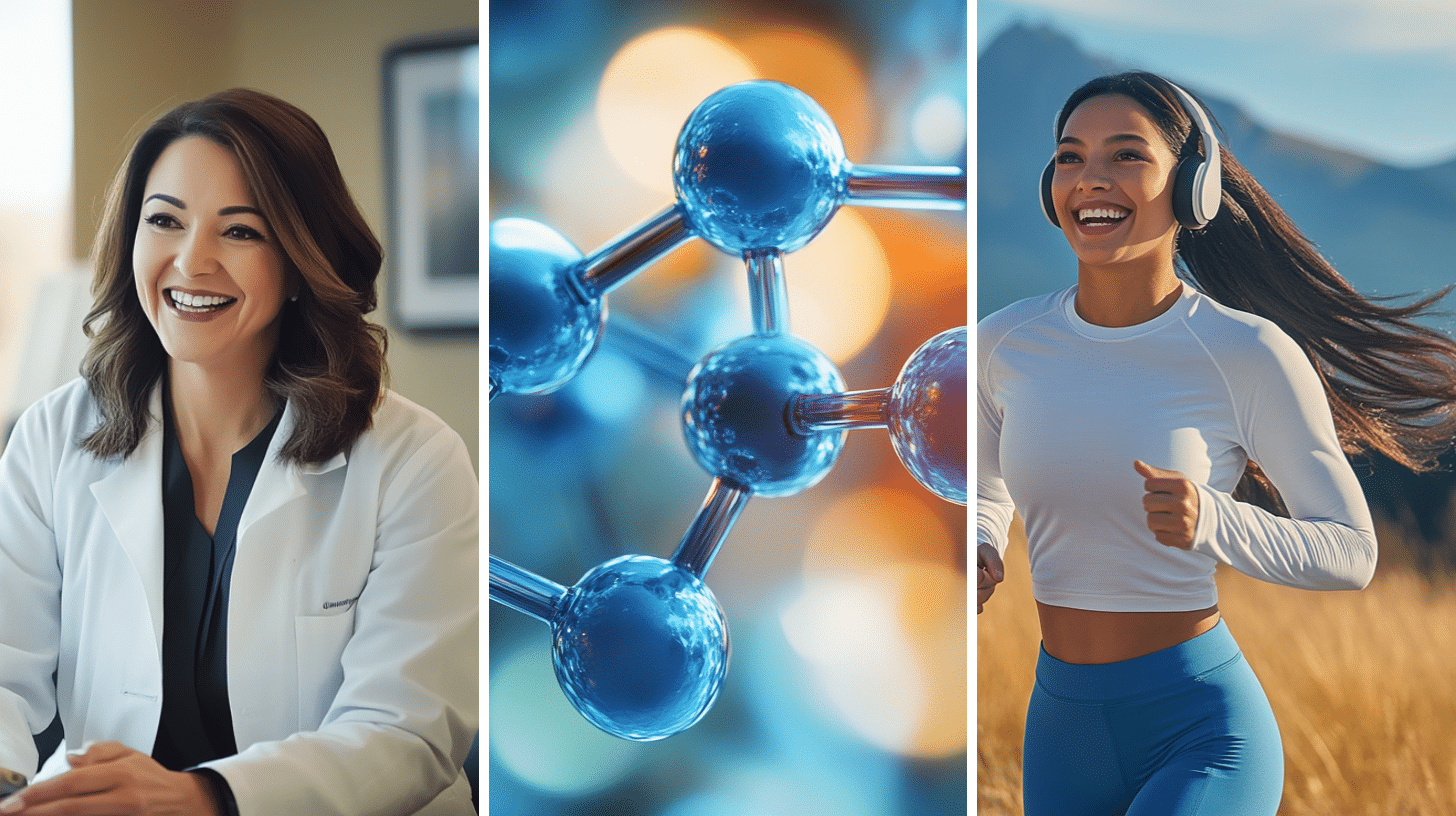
72;0;479;468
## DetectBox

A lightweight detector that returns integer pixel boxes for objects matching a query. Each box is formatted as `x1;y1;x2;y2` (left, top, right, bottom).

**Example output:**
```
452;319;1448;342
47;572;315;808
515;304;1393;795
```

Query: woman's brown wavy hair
1057;72;1456;512
81;88;387;465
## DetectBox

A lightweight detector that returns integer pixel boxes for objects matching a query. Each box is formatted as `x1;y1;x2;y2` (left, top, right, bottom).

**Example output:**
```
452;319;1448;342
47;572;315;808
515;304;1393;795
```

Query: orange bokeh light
735;27;875;160
595;27;757;196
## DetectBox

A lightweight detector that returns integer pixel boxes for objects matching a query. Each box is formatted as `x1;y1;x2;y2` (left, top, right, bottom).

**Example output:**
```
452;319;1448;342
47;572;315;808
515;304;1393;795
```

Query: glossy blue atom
552;555;730;741
682;334;845;497
889;327;967;504
673;81;849;254
488;218;603;396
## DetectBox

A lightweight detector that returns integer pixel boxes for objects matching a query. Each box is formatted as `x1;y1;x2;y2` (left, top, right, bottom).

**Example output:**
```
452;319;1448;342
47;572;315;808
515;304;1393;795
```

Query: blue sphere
673;81;849;254
682;334;845;497
889;327;967;504
488;218;603;395
552;555;730;741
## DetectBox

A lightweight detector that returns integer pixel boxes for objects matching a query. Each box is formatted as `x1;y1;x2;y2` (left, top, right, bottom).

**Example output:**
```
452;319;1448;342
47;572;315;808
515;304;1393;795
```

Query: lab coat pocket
294;611;355;729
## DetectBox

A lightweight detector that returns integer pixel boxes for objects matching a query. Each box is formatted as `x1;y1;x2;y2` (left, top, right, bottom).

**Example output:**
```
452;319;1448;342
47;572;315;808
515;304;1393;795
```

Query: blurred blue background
487;1;968;814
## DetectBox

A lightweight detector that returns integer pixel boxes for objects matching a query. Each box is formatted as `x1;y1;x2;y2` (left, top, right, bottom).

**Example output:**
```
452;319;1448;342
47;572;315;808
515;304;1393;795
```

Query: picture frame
382;30;480;335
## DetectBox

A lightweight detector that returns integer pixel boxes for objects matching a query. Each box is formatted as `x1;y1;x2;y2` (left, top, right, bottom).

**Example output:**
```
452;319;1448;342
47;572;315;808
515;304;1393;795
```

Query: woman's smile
164;287;239;318
1070;201;1132;236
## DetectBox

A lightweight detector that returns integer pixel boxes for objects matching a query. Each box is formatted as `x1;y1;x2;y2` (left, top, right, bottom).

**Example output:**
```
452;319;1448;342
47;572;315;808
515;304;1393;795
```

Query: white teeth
1077;208;1129;223
168;290;235;311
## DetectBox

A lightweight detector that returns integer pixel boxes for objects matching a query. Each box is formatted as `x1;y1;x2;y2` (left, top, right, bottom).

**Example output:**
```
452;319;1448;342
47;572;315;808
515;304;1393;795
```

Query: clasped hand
1135;460;1200;550
0;743;218;816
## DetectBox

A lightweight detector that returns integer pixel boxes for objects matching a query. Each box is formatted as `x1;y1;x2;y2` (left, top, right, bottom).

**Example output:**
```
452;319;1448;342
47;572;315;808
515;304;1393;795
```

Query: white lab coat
0;379;478;815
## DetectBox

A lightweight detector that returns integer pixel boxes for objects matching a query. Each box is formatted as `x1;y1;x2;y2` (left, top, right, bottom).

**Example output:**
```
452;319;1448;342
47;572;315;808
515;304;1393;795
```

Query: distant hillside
977;21;1456;325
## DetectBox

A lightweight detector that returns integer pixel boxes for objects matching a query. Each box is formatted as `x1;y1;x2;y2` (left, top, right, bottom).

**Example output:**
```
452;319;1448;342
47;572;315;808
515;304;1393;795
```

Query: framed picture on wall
383;30;480;335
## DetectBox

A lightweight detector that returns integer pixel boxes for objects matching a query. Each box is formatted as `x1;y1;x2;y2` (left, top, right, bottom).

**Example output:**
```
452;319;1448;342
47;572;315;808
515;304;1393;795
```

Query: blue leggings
1022;620;1283;816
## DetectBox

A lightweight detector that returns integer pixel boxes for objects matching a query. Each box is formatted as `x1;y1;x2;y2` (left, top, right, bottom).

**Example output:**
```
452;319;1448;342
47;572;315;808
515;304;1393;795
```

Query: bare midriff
1036;601;1222;665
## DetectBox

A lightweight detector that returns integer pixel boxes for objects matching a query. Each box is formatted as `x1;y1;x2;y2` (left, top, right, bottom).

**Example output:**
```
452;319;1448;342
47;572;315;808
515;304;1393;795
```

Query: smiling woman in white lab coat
0;89;477;816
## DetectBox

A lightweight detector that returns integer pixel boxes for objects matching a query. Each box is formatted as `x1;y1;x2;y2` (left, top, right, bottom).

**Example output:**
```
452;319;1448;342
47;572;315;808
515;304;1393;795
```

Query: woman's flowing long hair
82;88;388;465
1057;72;1456;512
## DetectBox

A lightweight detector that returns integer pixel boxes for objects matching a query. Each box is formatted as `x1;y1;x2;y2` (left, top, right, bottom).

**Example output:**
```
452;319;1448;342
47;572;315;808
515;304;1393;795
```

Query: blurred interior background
3;0;480;797
0;0;478;469
2;0;480;803
488;1;968;814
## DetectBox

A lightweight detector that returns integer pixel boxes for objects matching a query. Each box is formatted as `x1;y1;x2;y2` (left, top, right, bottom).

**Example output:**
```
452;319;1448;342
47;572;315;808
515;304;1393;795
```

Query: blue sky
978;0;1456;168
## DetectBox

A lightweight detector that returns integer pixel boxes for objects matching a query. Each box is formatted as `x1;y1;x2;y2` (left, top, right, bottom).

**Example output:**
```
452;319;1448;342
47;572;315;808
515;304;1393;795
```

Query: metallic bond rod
489;554;567;624
845;164;967;210
604;315;697;385
745;249;789;336
792;388;890;433
579;204;694;298
671;477;752;579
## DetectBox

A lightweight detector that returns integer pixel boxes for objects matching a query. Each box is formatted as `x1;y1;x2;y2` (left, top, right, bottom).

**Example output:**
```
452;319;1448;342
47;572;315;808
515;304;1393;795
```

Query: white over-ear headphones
1039;79;1222;230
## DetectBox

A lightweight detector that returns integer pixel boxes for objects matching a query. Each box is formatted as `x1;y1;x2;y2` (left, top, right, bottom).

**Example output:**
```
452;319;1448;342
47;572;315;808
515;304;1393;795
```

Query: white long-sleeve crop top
977;284;1377;612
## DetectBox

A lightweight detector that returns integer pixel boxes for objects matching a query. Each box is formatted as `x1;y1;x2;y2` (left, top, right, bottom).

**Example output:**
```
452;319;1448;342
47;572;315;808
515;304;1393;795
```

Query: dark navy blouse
152;397;280;782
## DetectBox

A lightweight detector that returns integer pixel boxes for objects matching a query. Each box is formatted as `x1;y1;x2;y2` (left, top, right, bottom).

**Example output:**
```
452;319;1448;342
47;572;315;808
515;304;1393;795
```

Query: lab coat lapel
234;401;346;538
227;400;346;747
88;389;167;649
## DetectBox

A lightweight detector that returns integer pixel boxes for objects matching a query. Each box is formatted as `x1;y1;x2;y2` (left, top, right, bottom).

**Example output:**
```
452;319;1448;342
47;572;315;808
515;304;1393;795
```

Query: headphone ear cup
1039;159;1059;227
1171;154;1205;229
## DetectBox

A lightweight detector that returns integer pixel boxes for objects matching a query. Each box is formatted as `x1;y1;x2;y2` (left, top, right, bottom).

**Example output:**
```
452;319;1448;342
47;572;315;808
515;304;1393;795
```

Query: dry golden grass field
977;514;1456;815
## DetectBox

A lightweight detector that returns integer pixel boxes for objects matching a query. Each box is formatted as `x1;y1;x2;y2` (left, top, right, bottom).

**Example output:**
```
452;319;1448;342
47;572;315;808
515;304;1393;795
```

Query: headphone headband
1040;78;1222;230
1165;82;1222;226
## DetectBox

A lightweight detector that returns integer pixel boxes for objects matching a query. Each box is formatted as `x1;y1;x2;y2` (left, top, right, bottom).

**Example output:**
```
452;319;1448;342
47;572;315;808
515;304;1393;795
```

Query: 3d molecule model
489;79;967;741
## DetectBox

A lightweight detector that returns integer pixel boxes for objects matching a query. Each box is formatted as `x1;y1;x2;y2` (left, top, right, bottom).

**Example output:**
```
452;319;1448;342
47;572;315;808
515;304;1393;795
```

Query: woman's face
133;136;290;375
1049;93;1181;274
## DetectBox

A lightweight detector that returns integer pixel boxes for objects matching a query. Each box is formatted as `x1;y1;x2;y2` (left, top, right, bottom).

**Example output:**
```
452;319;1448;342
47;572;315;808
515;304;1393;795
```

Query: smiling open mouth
167;289;237;313
1076;207;1130;226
